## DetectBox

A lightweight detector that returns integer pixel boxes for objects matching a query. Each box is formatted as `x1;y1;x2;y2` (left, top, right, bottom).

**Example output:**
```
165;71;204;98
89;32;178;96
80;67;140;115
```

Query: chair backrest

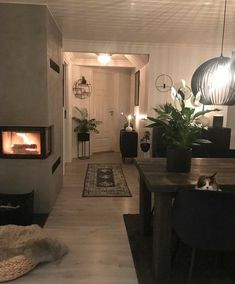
172;189;235;251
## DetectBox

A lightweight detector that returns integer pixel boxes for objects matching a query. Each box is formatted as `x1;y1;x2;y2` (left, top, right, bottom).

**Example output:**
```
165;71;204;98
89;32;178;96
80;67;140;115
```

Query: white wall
147;45;230;123
118;70;133;129
63;59;73;163
134;64;150;156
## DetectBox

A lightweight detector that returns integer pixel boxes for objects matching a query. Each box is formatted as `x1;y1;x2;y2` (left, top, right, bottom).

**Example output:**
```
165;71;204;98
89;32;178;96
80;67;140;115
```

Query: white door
91;69;114;153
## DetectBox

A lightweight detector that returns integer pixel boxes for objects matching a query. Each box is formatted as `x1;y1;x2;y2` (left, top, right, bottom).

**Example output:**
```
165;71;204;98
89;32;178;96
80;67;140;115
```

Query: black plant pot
166;148;192;173
140;142;150;153
77;132;90;142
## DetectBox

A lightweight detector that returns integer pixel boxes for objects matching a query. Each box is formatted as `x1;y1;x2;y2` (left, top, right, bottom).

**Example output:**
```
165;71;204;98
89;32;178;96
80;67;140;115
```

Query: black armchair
172;189;235;283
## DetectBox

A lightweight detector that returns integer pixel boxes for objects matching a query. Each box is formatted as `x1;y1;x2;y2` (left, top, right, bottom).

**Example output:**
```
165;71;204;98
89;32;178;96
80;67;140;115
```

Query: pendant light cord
221;0;227;56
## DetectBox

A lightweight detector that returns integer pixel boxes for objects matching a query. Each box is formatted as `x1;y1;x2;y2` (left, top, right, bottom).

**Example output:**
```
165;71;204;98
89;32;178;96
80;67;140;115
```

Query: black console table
120;130;138;162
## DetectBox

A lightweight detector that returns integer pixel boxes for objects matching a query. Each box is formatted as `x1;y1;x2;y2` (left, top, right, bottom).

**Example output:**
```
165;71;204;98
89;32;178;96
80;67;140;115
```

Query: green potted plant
147;97;219;172
73;107;101;141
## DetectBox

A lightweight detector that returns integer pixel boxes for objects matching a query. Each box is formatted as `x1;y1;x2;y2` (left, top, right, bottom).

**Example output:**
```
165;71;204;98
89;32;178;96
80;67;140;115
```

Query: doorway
63;52;149;162
92;68;115;152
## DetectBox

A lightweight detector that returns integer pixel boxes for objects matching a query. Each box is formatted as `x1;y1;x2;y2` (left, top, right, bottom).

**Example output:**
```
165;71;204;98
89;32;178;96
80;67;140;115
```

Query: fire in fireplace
0;126;52;159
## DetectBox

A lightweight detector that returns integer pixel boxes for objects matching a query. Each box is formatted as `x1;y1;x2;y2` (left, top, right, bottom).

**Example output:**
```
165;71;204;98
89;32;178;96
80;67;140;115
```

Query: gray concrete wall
0;3;63;213
0;4;48;126
45;9;63;211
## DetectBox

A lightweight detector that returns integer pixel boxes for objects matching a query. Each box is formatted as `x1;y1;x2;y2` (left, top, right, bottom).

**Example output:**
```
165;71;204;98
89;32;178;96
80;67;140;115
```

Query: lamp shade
191;56;235;105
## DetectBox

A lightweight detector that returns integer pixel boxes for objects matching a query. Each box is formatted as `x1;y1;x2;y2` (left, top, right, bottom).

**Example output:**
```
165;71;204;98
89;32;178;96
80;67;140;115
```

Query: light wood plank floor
14;152;139;284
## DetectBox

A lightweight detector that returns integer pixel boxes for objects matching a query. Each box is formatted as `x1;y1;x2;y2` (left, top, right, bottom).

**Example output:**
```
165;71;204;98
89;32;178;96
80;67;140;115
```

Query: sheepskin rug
0;224;68;282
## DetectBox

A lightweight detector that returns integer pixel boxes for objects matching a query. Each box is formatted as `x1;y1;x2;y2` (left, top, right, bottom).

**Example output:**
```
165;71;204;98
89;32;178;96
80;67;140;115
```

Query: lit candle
127;114;132;127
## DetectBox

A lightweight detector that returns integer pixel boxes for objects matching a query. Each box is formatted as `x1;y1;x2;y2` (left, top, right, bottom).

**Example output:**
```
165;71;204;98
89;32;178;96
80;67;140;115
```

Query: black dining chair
172;189;235;284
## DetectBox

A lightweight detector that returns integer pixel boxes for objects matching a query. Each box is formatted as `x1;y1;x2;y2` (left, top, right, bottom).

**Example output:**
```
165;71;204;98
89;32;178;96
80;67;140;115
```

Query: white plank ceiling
1;0;235;45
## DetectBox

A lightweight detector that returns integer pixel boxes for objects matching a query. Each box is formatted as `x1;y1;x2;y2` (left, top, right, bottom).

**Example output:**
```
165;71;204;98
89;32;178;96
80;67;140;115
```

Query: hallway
14;152;139;284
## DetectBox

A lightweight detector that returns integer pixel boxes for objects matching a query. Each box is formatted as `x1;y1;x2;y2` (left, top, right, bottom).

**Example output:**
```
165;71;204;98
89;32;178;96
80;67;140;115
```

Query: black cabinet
202;127;232;157
152;126;234;158
120;130;138;161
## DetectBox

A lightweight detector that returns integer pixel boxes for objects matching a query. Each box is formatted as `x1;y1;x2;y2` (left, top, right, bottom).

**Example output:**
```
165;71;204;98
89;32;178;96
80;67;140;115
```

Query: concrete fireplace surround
0;4;63;213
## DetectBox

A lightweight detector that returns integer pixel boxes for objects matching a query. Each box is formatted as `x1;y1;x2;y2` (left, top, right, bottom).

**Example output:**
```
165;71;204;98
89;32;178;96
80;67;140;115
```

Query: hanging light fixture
191;0;235;105
97;53;111;65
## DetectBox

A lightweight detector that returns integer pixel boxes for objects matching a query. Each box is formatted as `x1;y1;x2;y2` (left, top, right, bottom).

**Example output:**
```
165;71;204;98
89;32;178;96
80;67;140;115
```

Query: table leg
153;193;172;284
139;177;152;234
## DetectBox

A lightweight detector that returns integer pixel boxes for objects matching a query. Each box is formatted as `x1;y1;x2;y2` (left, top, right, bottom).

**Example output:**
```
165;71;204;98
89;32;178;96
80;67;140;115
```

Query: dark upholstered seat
172;189;235;283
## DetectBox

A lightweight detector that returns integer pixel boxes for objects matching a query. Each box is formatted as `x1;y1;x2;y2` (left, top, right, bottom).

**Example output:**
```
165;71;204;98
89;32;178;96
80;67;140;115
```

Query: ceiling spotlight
97;53;111;65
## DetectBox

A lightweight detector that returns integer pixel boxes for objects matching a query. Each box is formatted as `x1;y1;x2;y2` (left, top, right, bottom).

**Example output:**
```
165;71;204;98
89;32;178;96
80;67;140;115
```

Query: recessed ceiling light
97;53;111;65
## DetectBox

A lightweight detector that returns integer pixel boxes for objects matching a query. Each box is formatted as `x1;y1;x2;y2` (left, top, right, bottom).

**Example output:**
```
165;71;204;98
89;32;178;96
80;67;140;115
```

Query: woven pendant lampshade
191;0;235;105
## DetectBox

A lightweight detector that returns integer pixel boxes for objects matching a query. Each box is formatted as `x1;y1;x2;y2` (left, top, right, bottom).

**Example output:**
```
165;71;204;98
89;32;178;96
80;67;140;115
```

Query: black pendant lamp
191;0;235;105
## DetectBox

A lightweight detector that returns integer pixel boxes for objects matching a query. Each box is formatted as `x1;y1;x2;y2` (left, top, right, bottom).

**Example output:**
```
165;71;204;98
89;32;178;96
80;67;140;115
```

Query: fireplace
0;126;52;159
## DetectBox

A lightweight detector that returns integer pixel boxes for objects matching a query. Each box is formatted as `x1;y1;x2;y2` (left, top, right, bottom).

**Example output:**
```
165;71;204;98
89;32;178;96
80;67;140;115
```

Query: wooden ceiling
1;0;235;45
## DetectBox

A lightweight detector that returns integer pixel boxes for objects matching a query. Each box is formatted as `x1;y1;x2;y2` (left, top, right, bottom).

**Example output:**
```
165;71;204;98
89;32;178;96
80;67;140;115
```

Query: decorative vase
81;76;87;84
166;148;192;173
125;126;133;132
124;122;134;129
140;142;150;152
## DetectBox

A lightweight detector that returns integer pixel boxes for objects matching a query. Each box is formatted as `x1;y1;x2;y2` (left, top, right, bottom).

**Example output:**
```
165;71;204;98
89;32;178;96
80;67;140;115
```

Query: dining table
135;157;235;284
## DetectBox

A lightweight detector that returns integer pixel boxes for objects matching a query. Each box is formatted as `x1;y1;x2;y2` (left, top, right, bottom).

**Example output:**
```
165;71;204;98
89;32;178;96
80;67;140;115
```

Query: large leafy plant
73;107;101;133
147;98;219;150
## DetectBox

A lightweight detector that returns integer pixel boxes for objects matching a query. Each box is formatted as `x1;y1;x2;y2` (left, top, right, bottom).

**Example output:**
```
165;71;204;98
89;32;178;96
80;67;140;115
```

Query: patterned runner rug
83;163;132;197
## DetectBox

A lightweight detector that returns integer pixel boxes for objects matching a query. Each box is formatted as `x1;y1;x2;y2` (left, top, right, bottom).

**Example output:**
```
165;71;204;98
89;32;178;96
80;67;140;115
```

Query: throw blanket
0;224;68;282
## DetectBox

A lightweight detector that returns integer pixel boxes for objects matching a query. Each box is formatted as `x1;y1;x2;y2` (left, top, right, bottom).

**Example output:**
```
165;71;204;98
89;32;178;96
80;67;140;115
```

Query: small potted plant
73;107;101;141
147;96;219;172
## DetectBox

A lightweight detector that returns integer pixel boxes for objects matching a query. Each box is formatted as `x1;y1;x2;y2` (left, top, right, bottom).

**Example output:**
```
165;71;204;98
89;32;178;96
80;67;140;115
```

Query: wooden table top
135;158;235;192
